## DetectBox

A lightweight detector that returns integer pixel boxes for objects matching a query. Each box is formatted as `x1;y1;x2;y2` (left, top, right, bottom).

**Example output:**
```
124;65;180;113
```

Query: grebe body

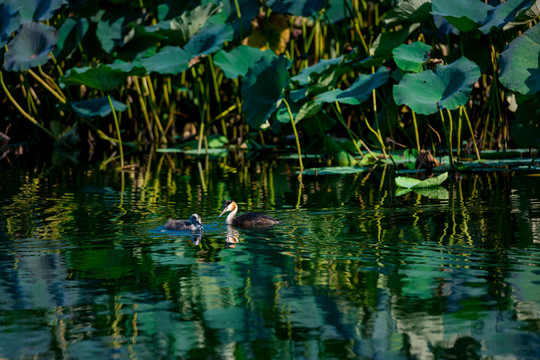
219;200;281;228
164;213;204;231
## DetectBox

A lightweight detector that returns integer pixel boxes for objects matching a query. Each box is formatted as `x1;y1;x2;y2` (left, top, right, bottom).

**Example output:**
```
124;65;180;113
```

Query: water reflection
0;158;539;359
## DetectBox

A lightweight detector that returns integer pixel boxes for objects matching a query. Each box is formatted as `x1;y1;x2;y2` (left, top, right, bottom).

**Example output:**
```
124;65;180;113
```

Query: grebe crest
164;213;204;231
219;200;281;228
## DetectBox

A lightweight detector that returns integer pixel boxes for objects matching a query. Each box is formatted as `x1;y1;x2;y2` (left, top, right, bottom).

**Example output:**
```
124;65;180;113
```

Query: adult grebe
219;200;281;228
164;213;204;231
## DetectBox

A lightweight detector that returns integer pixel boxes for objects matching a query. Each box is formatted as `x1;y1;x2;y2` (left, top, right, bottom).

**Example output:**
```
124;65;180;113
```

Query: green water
1;157;539;359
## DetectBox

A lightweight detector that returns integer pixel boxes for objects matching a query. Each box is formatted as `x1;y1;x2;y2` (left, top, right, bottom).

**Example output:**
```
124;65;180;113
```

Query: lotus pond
1;153;539;360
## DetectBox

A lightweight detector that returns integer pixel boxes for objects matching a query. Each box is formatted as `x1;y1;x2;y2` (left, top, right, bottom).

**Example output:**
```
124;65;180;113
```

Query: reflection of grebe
164;214;203;231
225;226;239;248
219;200;281;228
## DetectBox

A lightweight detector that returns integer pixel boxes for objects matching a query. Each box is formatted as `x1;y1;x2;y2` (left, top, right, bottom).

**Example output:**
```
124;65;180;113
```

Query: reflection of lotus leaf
4;23;57;71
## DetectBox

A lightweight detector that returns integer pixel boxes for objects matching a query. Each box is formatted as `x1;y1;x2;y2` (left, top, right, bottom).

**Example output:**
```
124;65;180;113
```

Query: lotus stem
208;55;226;136
461;106;481;160
107;94;124;169
283;98;304;175
412;110;420;152
28;69;66;104
439;110;454;167
333;102;364;158
132;76;155;141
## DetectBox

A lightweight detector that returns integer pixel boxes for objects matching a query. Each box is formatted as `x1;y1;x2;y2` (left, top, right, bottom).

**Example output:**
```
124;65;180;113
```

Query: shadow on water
0;154;539;359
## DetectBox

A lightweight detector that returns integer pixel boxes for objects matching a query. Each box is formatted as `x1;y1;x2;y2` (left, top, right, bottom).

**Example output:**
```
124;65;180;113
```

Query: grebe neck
226;205;238;225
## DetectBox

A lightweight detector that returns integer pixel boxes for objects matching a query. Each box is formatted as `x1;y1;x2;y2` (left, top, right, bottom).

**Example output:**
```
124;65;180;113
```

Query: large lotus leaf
479;0;535;34
0;1;20;48
291;56;343;86
18;0;63;22
147;3;221;47
393;57;481;115
506;0;540;28
499;22;540;95
396;172;448;188
384;0;432;25
96;16;125;53
4;22;57;71
315;67;390;105
140;46;189;75
241;56;291;129
60;61;145;91
267;0;327;17
213;46;276;79
70;97;128;118
183;23;233;59
392;42;431;73
431;0;493;33
53;17;89;61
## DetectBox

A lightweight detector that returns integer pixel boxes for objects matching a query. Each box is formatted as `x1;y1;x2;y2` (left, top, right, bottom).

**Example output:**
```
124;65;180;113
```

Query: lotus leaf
393;57;481;115
499;22;540;95
479;0;535;34
267;0;327;17
367;23;420;65
213;46;276;79
70;97;128;118
96;16;125;54
301;167;367;176
241;56;291;129
315;67;390;105
18;0;63;22
183;23;233;59
4;22;57;71
0;1;20;48
506;0;540;28
385;0;432;25
53;17;89;60
61;61;145;91
392;42;431;73
396;186;449;199
140;46;189;75
291;57;343;86
431;0;493;33
396;172;448;188
245;13;290;55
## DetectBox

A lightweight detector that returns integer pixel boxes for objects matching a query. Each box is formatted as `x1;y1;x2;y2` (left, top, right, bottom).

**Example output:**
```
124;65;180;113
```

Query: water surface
1;156;539;359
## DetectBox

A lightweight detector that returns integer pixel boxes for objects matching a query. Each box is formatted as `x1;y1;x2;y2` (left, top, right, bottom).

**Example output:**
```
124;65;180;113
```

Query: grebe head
219;200;237;217
190;213;203;230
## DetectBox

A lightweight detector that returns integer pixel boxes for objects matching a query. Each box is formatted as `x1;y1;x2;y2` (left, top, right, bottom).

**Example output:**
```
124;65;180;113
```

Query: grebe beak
219;208;227;217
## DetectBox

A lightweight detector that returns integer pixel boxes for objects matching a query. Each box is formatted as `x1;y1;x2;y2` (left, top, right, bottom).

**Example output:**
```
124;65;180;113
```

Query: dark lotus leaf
267;0;327;17
216;0;259;40
393;57;481;115
315;67;390;105
70;97;128;118
19;0;63;22
433;14;459;36
506;0;540;28
183;23;233;59
499;22;540;95
53;17;89;61
291;56;343;86
60;61;145;91
4;22;57;71
385;0;432;25
213;45;276;79
0;1;20;48
140;46;190;75
431;0;493;33
241;56;291;129
392;42;431;73
479;0;535;34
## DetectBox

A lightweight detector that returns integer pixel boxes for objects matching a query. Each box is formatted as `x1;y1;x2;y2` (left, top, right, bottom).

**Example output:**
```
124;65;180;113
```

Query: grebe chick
219;200;281;228
164;213;203;231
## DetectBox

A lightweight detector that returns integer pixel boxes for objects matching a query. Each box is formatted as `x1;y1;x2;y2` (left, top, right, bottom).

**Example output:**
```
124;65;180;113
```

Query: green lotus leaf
241;56;291;129
506;1;540;28
315;67;390;105
70;97;128;118
479;0;535;34
267;0;327;17
393;57;481;115
183;23;233;59
4;22;57;71
396;186;449;199
18;0;63;22
61;61;145;91
395;172;448;188
53;17;89;61
499;22;540;95
140;46;189;74
0;1;20;48
96;15;125;54
291;57;343;86
213;46;276;79
367;23;420;66
385;0;432;25
431;0;493;33
300;166;367;176
392;42;431;73
147;3;221;47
